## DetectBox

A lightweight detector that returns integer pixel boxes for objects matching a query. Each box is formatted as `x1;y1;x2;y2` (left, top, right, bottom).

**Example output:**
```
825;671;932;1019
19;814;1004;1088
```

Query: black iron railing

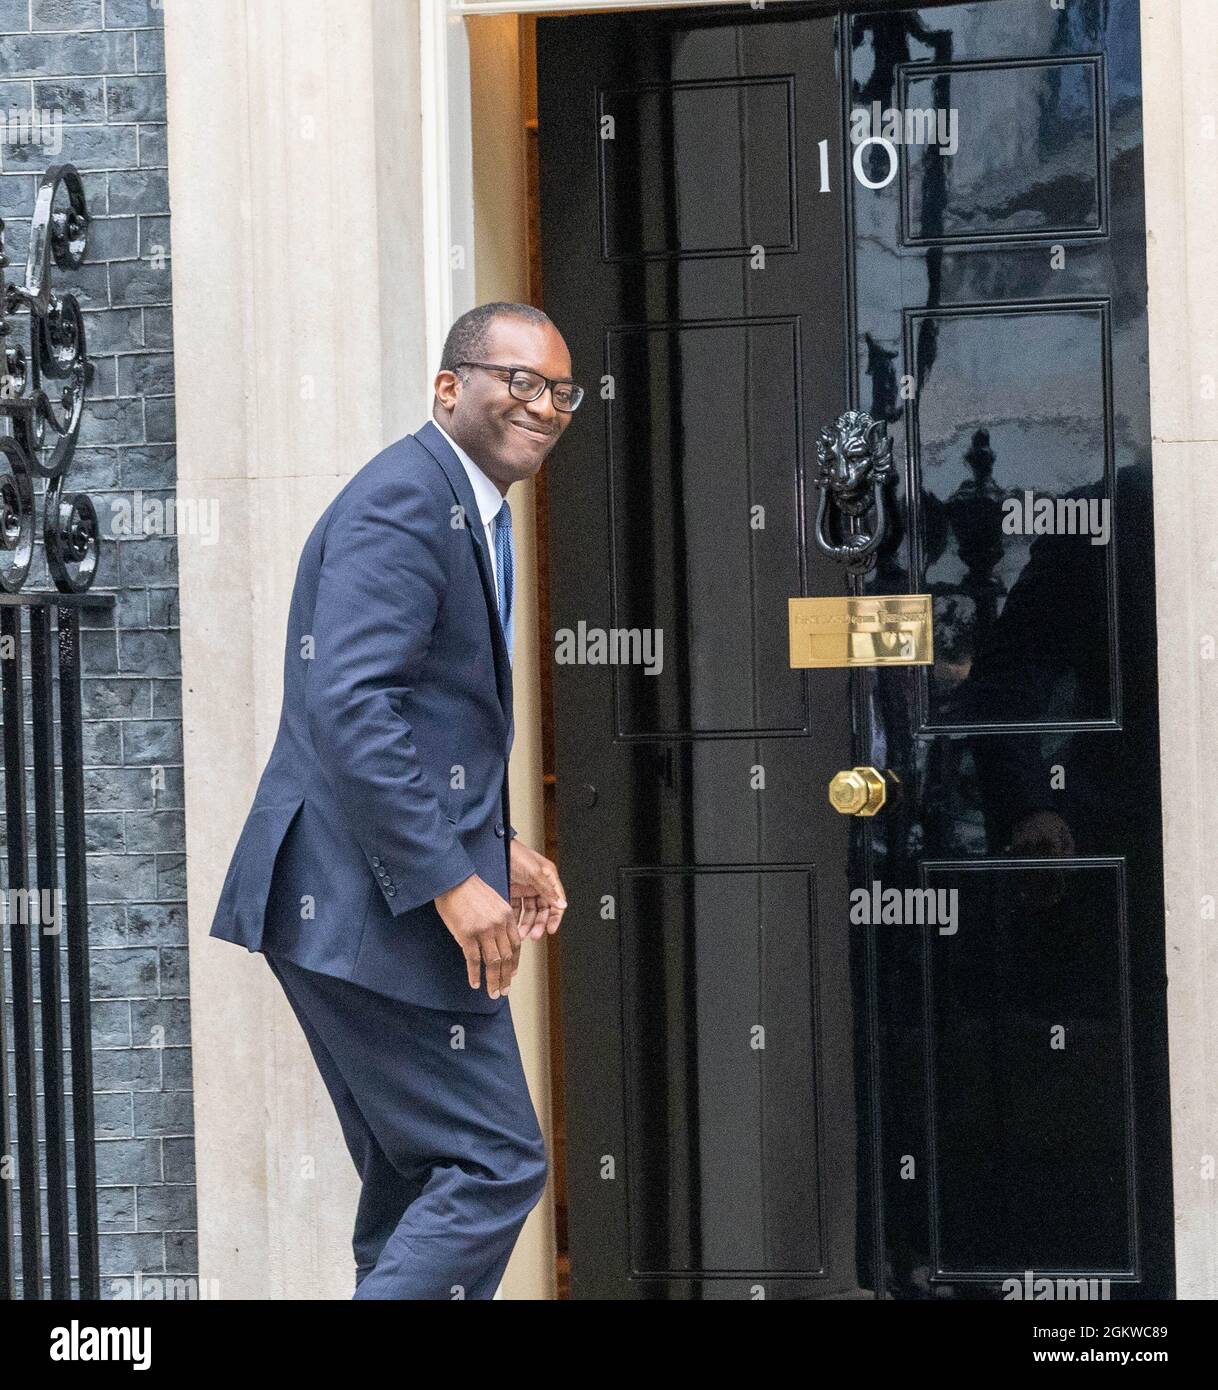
0;164;108;1300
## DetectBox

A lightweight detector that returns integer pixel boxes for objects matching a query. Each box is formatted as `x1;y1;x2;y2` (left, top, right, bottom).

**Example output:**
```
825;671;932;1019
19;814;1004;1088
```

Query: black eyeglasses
456;361;584;412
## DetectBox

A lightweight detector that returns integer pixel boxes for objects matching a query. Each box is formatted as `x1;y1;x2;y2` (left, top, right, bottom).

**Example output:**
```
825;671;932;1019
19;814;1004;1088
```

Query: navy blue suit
210;419;547;1297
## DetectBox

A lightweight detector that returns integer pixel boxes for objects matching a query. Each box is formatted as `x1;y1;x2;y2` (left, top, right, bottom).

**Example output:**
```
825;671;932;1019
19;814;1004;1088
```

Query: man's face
433;317;576;491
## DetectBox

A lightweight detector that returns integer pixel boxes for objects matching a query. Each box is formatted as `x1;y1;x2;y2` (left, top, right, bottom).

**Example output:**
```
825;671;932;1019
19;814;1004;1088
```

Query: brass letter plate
788;594;934;668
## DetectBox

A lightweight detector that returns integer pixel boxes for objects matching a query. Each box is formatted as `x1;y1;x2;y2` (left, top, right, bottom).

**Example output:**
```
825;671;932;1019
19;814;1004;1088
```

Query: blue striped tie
493;498;514;663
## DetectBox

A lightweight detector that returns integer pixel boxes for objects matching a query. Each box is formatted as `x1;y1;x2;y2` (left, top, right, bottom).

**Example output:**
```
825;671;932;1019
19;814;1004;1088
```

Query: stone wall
1;0;191;1299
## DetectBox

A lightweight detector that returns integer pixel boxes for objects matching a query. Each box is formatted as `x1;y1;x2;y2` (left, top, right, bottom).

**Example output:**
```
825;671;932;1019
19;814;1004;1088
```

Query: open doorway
466;9;570;1298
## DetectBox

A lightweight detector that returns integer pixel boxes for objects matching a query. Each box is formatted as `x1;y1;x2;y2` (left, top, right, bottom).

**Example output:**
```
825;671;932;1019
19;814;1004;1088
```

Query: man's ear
433;369;460;411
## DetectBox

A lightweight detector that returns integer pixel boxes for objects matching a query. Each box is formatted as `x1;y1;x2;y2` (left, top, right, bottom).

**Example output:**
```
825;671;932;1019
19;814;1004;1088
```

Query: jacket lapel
415;419;514;733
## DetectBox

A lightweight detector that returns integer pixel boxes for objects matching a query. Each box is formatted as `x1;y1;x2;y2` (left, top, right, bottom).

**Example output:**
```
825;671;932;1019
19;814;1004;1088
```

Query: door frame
434;0;1208;1297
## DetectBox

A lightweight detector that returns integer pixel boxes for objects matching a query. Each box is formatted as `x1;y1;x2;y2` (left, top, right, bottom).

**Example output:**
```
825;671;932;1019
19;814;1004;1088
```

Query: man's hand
434;874;521;999
508;839;568;941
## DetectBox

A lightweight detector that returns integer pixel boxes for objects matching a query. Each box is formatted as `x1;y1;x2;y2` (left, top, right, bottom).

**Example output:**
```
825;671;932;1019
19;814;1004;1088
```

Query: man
209;302;576;1299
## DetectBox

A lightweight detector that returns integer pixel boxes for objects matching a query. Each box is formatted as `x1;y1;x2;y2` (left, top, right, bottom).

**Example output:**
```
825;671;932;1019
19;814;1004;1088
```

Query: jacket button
387;886;396;896
494;822;505;837
372;856;381;866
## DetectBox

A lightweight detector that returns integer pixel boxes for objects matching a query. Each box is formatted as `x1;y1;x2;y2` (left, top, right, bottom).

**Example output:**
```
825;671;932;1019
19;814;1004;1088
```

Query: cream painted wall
1141;0;1218;1301
170;0;1218;1301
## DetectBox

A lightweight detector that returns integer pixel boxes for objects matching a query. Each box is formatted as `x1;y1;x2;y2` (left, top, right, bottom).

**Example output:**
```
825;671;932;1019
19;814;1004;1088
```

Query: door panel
621;866;823;1275
539;3;865;1301
607;319;806;739
850;0;1171;1297
922;860;1133;1275
538;0;1171;1300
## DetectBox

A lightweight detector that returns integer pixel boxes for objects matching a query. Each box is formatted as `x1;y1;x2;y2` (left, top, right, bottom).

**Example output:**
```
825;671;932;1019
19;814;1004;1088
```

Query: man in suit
209;301;576;1299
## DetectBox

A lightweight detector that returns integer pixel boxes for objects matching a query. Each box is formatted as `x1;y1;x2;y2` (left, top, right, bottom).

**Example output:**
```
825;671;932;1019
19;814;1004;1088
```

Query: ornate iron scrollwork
813;409;895;575
0;164;97;594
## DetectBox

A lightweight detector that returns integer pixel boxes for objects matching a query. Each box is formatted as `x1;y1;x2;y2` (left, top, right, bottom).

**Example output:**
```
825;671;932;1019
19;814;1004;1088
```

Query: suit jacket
209;419;515;1014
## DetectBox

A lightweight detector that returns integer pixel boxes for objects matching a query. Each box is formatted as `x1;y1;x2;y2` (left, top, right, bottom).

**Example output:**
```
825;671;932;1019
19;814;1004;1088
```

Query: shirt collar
432;418;504;529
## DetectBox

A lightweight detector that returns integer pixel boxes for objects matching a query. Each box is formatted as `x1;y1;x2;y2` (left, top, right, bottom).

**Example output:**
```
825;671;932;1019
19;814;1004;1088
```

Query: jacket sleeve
304;461;478;915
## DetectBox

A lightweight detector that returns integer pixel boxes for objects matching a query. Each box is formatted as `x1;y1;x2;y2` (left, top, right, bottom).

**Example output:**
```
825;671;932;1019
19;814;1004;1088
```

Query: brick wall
1;0;192;1299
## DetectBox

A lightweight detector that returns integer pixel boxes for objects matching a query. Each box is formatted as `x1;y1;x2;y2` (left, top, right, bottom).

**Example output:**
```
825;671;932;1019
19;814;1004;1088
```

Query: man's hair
439;302;555;375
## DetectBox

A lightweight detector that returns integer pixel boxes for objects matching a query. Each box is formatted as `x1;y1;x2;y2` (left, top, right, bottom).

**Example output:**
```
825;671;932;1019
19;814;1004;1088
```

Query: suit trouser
263;951;549;1299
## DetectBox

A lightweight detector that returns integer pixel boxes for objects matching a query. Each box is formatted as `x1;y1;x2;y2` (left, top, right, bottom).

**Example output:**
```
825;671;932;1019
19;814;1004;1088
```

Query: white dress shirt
432;418;505;595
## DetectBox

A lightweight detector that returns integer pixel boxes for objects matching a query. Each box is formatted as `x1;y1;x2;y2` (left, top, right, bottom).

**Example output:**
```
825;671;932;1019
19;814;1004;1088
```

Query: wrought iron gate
0;164;107;1299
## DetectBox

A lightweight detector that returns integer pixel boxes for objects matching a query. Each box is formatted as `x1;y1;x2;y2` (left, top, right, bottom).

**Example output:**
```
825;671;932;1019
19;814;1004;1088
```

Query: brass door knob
828;766;887;816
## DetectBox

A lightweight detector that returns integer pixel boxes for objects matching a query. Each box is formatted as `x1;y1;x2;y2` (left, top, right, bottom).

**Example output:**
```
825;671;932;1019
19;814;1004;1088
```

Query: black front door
538;0;1172;1300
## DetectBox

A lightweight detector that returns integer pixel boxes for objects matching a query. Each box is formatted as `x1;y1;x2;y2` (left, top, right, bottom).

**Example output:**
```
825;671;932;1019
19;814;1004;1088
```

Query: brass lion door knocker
813;410;894;575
